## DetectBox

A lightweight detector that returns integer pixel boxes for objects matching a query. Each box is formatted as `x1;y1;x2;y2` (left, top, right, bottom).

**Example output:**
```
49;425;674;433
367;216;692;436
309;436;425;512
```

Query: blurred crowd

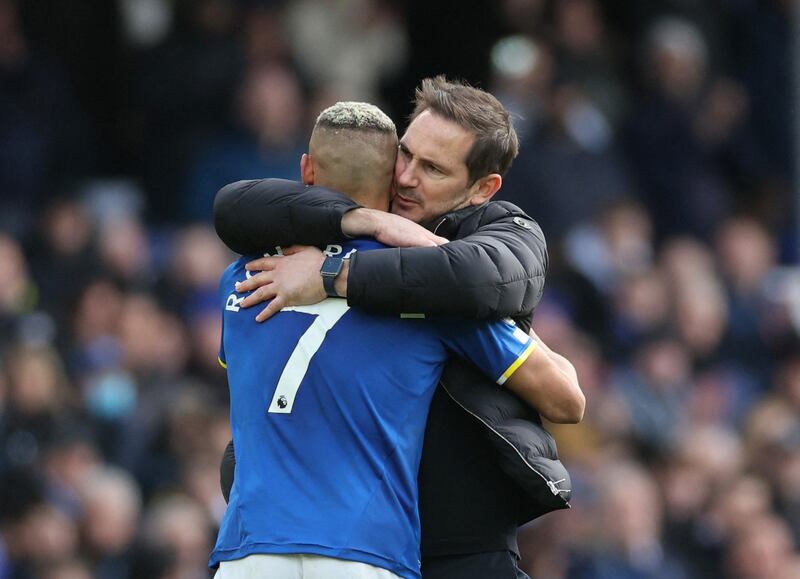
0;0;796;578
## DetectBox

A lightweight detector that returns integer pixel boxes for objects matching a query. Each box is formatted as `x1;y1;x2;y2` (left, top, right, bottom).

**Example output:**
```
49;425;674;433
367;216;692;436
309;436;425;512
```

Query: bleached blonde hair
309;102;398;204
315;101;396;133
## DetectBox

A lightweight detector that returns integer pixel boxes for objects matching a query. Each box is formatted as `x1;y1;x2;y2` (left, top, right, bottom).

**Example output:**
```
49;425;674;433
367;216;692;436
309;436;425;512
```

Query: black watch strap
320;256;345;298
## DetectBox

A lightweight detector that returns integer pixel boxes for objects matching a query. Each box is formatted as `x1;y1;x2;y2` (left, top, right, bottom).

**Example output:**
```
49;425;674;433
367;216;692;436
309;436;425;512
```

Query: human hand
235;246;326;322
342;208;448;247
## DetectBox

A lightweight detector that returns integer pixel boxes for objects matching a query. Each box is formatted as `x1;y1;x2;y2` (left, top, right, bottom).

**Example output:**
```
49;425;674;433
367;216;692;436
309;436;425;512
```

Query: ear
300;153;315;185
468;173;502;206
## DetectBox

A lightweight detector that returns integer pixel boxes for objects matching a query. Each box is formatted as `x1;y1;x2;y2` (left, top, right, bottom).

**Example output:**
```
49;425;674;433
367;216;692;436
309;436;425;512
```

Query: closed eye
399;142;446;176
426;163;443;175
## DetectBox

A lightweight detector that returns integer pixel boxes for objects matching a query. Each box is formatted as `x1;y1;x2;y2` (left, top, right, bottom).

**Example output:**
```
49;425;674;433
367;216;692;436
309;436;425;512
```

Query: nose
395;155;418;189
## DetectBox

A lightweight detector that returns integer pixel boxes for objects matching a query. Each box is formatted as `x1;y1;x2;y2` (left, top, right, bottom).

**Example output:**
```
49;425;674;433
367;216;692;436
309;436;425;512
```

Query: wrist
320;256;349;298
341;208;378;238
333;259;349;298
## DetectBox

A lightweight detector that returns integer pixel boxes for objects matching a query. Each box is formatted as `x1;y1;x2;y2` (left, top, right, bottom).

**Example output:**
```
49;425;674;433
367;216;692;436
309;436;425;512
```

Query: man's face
392;110;478;224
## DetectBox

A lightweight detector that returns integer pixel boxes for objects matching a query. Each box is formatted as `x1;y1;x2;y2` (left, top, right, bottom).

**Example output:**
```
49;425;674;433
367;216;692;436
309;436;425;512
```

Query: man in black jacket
214;77;579;579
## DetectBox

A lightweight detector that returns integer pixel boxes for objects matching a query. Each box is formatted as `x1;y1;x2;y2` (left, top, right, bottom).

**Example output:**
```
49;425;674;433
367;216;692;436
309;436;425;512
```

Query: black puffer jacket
214;179;572;555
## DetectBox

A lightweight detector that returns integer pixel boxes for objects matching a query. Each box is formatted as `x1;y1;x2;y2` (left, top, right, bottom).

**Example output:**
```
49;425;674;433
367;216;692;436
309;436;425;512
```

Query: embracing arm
216;180;547;320
213;179;358;254
214;179;444;254
506;332;584;424
346;202;548;319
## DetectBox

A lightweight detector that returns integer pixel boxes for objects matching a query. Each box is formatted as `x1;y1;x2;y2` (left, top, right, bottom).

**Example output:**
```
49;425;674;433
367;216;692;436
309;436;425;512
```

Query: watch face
321;257;343;276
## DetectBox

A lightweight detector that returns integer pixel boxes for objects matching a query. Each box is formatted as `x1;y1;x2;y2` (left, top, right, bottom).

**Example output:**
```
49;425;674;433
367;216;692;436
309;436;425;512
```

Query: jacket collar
422;203;485;239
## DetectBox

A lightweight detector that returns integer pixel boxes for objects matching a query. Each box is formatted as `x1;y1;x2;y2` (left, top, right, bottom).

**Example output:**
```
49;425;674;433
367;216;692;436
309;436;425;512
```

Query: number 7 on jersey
268;300;350;414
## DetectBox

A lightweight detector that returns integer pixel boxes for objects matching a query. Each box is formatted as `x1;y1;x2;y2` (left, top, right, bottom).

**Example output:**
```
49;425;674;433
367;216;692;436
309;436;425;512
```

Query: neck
349;191;390;211
314;178;389;211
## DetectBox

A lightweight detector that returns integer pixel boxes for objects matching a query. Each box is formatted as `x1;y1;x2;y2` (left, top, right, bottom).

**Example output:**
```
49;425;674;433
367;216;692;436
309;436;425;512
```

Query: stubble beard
391;183;474;223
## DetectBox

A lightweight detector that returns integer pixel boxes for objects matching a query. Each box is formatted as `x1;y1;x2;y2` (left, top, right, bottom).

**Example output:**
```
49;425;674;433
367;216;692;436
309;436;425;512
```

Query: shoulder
220;256;250;287
477;201;542;231
218;257;249;303
451;200;545;246
223;257;248;278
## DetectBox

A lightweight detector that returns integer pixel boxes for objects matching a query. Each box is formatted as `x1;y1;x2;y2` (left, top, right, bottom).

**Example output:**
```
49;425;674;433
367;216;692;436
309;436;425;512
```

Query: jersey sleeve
438;318;537;385
218;261;240;370
218;321;227;370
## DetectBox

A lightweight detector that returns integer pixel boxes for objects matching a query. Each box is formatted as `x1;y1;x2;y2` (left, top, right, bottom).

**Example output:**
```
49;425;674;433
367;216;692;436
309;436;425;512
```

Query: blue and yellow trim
218;356;227;369
497;340;537;385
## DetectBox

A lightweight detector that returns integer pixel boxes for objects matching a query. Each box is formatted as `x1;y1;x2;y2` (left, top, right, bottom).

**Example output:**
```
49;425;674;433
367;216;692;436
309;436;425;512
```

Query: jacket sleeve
213;178;360;254
347;202;548;319
220;439;235;504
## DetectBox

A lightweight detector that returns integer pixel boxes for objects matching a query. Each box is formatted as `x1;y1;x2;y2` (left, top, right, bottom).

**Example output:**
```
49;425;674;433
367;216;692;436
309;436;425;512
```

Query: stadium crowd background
0;0;796;577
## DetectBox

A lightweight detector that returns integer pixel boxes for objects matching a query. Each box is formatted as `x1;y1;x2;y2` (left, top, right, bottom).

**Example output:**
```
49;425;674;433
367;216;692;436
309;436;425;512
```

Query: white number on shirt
268;300;350;414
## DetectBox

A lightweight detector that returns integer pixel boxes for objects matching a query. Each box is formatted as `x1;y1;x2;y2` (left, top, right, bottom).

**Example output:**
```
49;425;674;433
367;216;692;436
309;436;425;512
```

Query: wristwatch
320;256;345;298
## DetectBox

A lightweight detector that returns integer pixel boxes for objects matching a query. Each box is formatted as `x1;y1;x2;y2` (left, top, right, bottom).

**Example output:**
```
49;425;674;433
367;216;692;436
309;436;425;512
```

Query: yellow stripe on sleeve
497;340;538;386
218;356;227;369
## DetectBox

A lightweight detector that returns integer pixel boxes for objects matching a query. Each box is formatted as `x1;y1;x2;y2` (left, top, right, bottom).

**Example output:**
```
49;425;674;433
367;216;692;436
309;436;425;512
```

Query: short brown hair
410;76;519;183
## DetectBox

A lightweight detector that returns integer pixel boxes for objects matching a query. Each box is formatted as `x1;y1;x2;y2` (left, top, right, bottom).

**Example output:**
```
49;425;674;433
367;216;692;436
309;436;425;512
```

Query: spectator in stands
77;467;141;579
183;64;307;221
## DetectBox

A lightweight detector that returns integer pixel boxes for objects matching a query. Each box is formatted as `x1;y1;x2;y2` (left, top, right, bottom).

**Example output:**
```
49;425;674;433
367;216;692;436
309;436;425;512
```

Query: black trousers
421;551;531;579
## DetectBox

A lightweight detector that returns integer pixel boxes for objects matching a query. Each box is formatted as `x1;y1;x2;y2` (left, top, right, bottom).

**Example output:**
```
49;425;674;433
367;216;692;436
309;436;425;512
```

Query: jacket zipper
432;217;447;236
440;381;571;504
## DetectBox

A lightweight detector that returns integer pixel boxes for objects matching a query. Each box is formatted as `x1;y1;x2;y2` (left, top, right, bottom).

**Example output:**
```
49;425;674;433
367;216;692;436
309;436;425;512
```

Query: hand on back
237;209;448;322
235;246;326;322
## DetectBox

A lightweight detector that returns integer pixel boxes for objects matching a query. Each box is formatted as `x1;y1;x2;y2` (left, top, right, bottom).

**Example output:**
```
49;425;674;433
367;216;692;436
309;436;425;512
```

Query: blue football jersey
210;239;535;579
